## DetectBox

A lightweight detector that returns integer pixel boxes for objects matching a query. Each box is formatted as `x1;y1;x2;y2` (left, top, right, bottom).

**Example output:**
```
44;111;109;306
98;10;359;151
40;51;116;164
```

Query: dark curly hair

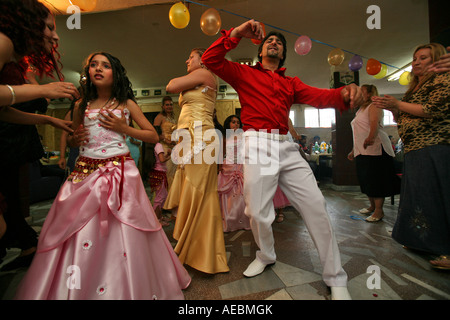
0;0;63;79
78;52;135;115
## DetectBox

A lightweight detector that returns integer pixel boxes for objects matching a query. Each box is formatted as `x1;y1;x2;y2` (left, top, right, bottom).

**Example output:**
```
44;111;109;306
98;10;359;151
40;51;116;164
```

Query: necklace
85;97;117;120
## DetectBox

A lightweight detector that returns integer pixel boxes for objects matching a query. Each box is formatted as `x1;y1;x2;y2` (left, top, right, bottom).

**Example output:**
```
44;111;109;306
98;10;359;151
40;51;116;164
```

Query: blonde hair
405;43;447;98
361;84;379;108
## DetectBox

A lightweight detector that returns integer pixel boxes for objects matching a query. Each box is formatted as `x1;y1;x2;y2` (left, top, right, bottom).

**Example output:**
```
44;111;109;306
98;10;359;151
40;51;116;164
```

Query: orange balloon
200;8;221;36
366;58;381;75
251;23;266;45
327;48;345;66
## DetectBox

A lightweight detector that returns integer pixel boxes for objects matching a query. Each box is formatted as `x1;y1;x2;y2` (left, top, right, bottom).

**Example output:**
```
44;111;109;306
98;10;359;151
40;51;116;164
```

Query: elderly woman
372;43;450;270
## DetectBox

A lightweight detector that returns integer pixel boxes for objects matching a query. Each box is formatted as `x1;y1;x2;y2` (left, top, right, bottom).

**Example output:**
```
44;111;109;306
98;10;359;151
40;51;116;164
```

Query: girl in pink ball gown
14;52;190;300
218;115;250;232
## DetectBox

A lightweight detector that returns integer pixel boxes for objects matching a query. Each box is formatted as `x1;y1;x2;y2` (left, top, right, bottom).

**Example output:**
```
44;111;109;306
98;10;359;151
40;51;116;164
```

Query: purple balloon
349;55;363;71
294;35;312;55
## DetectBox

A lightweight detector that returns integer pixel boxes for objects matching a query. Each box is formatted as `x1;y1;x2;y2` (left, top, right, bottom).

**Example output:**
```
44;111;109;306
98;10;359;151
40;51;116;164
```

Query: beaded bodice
79;108;131;159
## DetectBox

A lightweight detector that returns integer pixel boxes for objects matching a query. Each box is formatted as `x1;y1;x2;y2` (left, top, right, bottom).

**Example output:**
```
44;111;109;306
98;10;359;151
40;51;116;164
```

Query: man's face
260;35;284;61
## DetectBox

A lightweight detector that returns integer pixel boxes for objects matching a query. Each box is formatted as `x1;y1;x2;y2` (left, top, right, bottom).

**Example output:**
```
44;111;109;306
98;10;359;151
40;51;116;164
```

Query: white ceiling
49;0;431;96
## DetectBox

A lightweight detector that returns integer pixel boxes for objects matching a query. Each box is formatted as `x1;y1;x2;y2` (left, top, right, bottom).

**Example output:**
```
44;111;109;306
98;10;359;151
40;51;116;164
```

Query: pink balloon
294;36;312;55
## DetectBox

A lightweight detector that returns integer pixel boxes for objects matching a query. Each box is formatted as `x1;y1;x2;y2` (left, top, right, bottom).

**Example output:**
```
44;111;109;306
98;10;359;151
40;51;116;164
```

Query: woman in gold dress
153;96;177;189
164;48;229;274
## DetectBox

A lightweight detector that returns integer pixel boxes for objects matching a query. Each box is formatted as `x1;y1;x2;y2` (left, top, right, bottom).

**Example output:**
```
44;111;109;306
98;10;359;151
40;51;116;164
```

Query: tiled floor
1;180;449;300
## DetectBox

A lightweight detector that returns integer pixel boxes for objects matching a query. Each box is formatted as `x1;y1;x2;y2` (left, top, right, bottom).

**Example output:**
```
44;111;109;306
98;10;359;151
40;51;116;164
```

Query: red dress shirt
202;28;349;134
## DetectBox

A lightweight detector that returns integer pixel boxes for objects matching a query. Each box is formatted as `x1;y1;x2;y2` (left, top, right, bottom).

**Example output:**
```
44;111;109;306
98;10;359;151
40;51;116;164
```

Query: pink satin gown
14;108;190;300
218;134;250;232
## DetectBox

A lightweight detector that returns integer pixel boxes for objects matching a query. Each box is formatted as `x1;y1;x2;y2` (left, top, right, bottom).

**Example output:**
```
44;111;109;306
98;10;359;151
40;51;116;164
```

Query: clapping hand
427;46;450;73
371;95;399;112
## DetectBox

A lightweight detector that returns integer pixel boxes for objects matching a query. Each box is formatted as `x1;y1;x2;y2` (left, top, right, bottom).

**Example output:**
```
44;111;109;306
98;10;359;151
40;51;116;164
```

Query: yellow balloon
200;8;221;36
327;48;345;66
71;0;97;12
399;71;411;85
373;63;388;79
169;2;190;29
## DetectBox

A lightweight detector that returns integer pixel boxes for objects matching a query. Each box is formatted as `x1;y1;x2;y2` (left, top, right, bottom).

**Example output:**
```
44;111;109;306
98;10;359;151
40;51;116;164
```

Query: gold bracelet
6;85;16;106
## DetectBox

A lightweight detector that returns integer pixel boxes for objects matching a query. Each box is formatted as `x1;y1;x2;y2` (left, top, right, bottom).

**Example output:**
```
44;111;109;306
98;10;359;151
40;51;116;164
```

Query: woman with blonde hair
153;96;177;189
372;43;450;270
348;84;400;222
164;47;229;274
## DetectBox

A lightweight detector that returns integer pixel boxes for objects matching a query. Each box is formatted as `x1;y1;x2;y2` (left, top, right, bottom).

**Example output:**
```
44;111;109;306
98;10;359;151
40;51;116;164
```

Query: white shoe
359;208;373;215
243;259;273;278
331;286;352;300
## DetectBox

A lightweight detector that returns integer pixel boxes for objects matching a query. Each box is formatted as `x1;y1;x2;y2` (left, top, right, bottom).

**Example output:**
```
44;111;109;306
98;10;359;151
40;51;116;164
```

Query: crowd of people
0;0;449;300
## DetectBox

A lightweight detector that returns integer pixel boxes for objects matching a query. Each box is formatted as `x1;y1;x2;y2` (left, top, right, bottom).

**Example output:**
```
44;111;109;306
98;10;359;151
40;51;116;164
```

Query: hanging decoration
182;0;406;78
399;71;411;85
327;48;345;66
294;35;312;55
366;58;381;75
200;8;222;36
169;2;190;29
373;63;388;79
348;55;363;72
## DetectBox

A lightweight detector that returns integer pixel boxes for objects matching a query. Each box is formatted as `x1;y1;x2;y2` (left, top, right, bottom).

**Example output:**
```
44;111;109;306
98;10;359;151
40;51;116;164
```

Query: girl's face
89;54;114;88
229;117;241;130
186;51;202;73
43;14;59;53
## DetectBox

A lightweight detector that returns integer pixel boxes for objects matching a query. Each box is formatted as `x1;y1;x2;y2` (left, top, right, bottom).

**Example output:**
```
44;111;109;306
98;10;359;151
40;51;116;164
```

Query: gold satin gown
164;86;229;274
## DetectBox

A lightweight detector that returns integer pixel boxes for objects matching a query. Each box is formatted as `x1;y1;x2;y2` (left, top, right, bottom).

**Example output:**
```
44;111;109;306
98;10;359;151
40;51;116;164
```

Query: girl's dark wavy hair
78;52;136;116
0;0;63;79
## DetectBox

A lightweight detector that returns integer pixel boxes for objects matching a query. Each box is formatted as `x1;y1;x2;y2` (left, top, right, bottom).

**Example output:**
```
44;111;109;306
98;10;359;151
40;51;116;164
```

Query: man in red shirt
202;19;362;300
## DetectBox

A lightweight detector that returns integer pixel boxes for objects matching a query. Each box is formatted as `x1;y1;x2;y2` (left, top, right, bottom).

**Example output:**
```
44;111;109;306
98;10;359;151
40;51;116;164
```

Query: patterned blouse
397;72;450;154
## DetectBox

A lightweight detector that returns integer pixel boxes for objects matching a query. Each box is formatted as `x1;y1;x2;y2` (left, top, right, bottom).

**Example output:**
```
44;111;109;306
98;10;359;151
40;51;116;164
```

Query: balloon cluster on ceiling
169;1;411;85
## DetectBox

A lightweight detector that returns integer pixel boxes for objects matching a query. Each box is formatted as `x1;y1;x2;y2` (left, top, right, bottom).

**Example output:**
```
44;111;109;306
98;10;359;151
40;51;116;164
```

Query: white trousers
242;132;348;287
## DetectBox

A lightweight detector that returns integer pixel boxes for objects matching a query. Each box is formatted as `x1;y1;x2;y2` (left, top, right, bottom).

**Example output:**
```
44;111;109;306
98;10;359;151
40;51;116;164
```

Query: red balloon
251;23;266;45
366;58;381;75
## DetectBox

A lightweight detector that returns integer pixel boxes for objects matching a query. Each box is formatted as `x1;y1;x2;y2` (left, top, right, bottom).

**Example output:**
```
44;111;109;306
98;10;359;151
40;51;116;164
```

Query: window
383;110;397;126
304;107;335;128
289;110;295;126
